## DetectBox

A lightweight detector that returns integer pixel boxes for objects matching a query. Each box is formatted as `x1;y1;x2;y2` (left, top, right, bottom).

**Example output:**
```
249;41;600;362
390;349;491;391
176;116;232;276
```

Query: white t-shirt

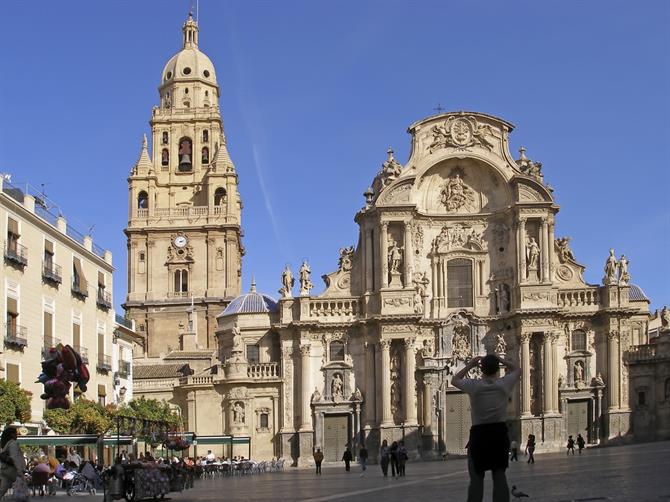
453;372;519;426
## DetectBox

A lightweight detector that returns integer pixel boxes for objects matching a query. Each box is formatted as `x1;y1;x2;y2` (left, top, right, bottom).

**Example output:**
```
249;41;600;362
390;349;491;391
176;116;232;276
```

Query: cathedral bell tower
124;13;243;357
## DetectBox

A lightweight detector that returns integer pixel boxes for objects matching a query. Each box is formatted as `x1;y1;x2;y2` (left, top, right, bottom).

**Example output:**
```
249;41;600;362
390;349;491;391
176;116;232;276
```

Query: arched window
214;188;227;206
330;341;345;361
161;149;169;166
178;137;192;171
137;191;148;209
162;132;169;145
447;258;473;308
202;130;209;142
571;330;587;351
174;269;188;293
201;147;209;164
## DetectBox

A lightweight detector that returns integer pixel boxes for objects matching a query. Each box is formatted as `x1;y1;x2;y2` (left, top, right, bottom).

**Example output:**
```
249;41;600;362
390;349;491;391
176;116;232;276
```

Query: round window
166;71;172;79
203;70;210;78
183;67;192;75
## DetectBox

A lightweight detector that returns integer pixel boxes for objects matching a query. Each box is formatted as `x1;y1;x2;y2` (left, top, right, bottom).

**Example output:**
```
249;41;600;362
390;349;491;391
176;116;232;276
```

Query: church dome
219;281;278;317
160;13;218;88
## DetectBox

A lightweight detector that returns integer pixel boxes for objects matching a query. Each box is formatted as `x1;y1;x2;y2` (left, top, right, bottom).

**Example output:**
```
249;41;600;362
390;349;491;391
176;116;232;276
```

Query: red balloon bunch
37;344;90;409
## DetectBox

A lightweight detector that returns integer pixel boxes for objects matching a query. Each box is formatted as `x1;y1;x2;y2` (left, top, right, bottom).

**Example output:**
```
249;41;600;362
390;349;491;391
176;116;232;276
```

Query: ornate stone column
380;339;393;426
403;337;417;425
299;344;312;431
380;222;389;288
607;331;620;411
520;333;531;416
364;340;376;426
280;347;294;432
422;374;434;434
551;332;560;413
361;226;368;292
404;222;413;286
540;218;549;283
543;332;553;413
547;218;555;283
187;390;196;433
518;218;527;283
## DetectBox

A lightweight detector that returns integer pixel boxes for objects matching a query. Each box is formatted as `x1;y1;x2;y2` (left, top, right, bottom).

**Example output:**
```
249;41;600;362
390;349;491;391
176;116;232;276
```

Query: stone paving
73;441;669;502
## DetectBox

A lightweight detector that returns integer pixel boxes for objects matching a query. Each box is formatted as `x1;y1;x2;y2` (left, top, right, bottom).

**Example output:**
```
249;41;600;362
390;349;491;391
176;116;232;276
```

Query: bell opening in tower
178;137;193;172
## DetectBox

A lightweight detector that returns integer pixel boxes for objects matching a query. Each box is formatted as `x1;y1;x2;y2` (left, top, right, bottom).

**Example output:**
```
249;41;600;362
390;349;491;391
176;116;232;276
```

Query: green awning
18;435;133;447
193;435;250;446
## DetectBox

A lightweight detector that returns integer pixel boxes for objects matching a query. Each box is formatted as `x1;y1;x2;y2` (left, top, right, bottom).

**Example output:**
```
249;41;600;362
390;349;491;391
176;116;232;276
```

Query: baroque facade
129;15;653;463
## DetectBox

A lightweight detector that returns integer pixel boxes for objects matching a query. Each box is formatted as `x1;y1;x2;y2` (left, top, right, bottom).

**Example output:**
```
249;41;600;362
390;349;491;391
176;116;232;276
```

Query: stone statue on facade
440;174;475;212
661;306;670;330
233;402;245;424
387;239;403;287
279;265;294;298
311;386;322;403
555;237;576;263
592;372;605;387
558;374;565;388
526;237;540;280
603;248;618;285
231;327;244;356
574;361;584;386
421;338;435;359
495;284;510;314
338;246;355;272
351;387;363;401
494;333;507;355
299;260;314;295
618;254;630;285
331;373;343;400
412;272;429;314
380;148;403;187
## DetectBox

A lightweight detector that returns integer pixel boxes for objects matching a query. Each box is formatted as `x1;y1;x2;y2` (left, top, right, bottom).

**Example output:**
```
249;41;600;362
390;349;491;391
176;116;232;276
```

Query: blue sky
1;1;668;312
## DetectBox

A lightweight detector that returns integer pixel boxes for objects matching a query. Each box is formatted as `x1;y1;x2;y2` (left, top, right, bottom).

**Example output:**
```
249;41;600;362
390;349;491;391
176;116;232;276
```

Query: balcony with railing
179;375;214;386
5;324;28;348
557;288;600;310
130;205;238;225
97;354;112;372
115;314;133;330
306;298;359;321
624;344;658;363
71;279;88;300
4;241;27;268
42;337;62;358
74;346;89;364
118;360;131;378
42;261;62;285
247;362;280;380
97;288;112;310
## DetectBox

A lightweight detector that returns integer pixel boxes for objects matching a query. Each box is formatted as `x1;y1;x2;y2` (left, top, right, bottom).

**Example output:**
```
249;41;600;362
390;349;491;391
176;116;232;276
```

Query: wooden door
323;415;349;462
567;400;589;440
445;392;471;455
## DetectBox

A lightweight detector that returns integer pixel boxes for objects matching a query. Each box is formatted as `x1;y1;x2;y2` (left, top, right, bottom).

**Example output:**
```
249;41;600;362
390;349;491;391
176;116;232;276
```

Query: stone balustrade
179;375;215;386
307;298;358;320
134;378;181;391
247;362;280;379
625;344;657;362
557;288;600;308
131;206;238;224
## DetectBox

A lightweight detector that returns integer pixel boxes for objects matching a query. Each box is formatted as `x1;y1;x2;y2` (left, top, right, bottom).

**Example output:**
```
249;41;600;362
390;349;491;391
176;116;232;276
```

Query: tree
0;380;32;425
43;399;112;435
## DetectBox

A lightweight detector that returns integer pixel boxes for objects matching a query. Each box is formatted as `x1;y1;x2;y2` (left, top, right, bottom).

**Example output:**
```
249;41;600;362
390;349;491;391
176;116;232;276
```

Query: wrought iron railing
5;324;28;348
42;261;62;285
97;289;112;309
4;241;27;267
118;360;131;377
97;354;112;372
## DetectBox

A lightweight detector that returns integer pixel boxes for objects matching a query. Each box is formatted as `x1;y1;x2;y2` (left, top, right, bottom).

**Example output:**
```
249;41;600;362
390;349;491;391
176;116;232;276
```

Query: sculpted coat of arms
429;116;496;152
440;174;476;212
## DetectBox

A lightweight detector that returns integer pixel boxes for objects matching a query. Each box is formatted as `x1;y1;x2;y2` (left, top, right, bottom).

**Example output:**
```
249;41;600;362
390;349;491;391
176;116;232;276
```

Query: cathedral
126;14;652;464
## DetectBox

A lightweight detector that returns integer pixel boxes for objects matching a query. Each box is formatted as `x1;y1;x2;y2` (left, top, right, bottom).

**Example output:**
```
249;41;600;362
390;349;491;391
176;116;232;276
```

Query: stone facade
0;177;119;424
129;15;654;464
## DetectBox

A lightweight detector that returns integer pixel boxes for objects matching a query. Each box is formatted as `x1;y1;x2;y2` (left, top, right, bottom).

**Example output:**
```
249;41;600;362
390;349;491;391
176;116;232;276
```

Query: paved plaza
72;441;670;501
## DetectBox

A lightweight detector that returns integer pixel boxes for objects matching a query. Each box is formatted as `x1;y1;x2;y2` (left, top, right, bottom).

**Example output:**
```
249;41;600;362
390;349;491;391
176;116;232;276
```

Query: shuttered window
6;298;18;315
98;271;105;288
6;363;19;384
7;218;19;237
44;311;53;341
98;384;106;397
447;259;473;308
98;333;105;357
73;258;87;290
73;323;81;350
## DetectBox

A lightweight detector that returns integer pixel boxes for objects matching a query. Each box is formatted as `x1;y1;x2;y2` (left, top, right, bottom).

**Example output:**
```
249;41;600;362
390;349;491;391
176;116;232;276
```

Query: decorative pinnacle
387;147;394;161
250;276;257;293
518;146;527;160
142;134;148;149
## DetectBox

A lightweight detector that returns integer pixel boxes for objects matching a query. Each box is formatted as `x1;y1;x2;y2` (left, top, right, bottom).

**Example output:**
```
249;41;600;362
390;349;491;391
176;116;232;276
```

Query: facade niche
202;130;209;142
214;188;227;206
178;137;193;171
137;191;148;209
161;149;169;167
329;341;345;362
162;132;169;145
447;258;473;308
201;147;209;164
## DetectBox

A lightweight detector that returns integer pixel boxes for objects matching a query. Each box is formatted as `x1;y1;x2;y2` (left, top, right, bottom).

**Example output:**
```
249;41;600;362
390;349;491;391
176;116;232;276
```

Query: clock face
174;236;188;248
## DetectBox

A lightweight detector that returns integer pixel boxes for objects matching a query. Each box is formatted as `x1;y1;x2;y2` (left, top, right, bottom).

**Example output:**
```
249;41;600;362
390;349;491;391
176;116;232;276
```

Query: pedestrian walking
389;441;399;478
0;426;26;498
359;445;368;476
452;354;521;502
509;440;518;461
397;441;408;476
566;436;575;455
576;434;585;454
380;440;390;478
313;448;324;475
342;447;353;472
525;434;536;464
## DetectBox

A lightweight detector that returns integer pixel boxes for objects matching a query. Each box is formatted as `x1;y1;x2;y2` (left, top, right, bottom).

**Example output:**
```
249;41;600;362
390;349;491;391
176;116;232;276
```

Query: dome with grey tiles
219;280;278;317
628;284;649;302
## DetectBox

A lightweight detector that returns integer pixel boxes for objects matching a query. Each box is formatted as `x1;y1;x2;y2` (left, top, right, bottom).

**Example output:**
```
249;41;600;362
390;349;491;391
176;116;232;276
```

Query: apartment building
1;176;119;426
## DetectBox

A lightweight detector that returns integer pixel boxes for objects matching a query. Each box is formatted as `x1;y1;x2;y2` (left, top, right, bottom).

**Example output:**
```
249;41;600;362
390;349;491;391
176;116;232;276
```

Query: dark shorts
468;422;510;474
